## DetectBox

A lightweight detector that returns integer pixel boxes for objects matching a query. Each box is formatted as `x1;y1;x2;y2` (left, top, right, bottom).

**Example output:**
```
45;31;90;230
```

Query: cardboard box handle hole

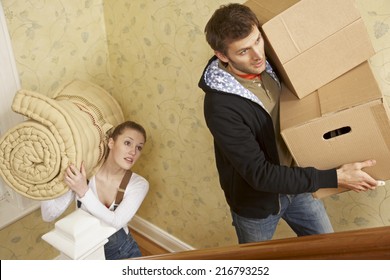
323;126;351;140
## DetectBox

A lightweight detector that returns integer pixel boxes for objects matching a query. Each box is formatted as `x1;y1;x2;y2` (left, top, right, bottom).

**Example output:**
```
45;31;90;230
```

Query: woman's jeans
231;193;334;244
104;228;142;260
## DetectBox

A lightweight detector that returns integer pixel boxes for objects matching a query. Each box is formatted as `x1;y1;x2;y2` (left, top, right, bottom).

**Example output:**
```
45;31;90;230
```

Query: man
198;3;381;244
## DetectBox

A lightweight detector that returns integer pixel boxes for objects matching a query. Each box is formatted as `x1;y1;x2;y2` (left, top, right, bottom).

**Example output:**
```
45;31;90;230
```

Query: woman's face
108;128;145;170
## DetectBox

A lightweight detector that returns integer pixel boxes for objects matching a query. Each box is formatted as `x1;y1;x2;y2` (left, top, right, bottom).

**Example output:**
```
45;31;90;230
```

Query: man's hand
336;159;384;192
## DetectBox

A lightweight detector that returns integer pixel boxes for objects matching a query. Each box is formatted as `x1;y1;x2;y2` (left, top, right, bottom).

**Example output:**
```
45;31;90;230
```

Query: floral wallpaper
1;0;113;94
103;0;237;248
1;0;389;255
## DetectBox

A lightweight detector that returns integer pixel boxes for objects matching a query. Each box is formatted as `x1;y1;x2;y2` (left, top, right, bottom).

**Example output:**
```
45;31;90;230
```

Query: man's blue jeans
231;193;334;244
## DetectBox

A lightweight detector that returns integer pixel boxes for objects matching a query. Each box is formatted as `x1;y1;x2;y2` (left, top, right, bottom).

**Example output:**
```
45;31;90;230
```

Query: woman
41;120;149;259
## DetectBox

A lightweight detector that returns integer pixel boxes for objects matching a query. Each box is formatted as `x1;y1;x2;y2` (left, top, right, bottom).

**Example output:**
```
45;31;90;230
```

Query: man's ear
215;51;229;63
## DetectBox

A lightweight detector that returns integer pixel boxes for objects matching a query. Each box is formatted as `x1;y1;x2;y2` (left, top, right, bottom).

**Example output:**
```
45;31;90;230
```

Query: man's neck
236;73;260;80
225;63;260;80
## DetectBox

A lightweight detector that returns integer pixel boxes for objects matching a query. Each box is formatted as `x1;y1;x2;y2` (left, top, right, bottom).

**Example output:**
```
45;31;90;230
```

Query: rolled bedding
0;80;124;200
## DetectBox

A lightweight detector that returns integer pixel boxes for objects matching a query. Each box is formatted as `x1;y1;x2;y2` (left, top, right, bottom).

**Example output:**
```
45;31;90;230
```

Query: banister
138;226;390;260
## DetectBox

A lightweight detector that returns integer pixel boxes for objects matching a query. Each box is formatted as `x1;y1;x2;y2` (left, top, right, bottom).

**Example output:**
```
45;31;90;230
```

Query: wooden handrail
138;226;390;260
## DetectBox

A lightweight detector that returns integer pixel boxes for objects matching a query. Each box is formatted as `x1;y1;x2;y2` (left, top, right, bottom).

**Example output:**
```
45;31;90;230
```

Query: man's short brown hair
204;3;261;54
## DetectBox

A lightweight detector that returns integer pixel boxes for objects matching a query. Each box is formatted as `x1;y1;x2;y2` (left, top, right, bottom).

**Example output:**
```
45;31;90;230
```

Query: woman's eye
124;141;131;146
137;146;143;151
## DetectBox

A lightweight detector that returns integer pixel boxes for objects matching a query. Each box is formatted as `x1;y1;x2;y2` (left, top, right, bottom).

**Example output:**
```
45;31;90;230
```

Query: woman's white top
41;173;149;232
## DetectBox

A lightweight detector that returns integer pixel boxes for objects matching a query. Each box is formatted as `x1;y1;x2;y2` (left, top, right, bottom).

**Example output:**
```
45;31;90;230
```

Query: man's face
216;26;266;76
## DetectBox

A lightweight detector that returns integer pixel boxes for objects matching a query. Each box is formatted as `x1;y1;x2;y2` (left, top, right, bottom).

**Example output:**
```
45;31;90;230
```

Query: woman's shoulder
130;172;149;189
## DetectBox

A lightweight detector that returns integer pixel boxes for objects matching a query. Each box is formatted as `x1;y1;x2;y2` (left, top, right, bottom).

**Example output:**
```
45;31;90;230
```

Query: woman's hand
64;162;88;197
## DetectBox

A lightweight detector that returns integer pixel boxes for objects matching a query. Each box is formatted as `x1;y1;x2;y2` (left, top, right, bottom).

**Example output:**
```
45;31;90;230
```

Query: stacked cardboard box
280;62;390;198
245;0;390;198
246;0;375;98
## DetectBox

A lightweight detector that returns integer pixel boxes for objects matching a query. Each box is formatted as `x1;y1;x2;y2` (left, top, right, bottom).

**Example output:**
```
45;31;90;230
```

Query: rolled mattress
0;80;124;200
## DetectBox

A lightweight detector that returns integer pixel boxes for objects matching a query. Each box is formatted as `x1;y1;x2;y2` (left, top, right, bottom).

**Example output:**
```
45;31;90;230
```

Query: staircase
137;225;390;260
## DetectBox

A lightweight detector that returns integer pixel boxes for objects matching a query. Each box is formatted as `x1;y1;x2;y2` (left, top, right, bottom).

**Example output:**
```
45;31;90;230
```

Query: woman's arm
40;190;75;222
79;174;149;231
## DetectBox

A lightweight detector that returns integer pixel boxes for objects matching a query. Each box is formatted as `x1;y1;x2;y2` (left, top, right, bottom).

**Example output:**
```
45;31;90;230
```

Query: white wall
0;2;39;229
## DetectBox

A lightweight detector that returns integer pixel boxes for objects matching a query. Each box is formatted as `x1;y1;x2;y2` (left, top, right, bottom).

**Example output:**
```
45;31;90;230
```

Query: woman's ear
108;138;114;150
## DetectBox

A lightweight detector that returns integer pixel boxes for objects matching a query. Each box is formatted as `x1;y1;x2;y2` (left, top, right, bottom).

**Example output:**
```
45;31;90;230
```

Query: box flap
280;61;383;130
282;19;375;97
318;61;383;115
262;0;361;64
244;0;299;25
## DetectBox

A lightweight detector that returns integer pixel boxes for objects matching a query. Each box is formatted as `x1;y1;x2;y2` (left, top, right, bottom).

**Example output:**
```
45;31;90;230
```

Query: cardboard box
245;0;375;99
280;62;390;198
245;0;299;25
